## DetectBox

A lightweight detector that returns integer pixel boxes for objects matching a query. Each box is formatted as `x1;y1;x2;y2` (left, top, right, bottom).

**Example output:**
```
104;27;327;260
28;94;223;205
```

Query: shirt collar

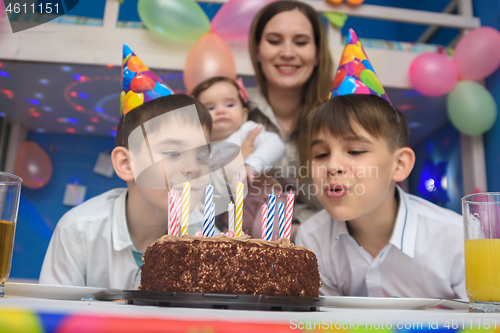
329;186;418;258
112;189;134;252
388;185;418;258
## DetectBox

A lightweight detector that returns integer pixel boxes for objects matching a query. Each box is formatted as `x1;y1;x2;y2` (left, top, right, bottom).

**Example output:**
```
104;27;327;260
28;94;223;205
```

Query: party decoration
137;0;210;41
284;192;294;240
454;27;500;81
211;0;277;41
235;180;244;236
331;29;390;103
183;33;237;93
228;202;235;233
14;141;53;189
447;81;497;136
261;202;267;240
121;45;174;117
265;189;276;242
203;180;214;237
93;152;114;178
278;200;285;239
181;179;191;236
417;160;449;204
409;53;459;97
323;12;348;28
62;183;87;207
346;0;365;4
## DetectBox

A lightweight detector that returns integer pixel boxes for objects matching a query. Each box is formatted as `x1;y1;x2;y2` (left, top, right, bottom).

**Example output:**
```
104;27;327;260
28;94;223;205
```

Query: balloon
346;0;365;4
122;67;136;90
409;53;459;97
183;33;237;93
210;0;277;42
123;90;144;116
454;27;500;81
130;74;155;93
127;56;148;73
360;70;384;95
447;81;497;136
138;0;210;41
14;141;52;189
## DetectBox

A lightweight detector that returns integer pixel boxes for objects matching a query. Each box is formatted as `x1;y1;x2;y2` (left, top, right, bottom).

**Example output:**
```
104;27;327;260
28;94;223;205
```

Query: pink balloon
14;141;53;189
454;27;500;80
183;33;237;93
210;0;278;41
409;53;459;97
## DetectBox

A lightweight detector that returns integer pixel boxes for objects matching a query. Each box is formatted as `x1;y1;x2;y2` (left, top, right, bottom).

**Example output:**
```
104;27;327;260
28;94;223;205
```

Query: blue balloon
123;44;133;60
122;66;136;90
153;82;174;97
337;77;357;95
362;59;374;72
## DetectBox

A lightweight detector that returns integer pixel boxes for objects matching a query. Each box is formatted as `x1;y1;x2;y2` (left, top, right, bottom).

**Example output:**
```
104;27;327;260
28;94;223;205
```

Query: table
1;296;500;333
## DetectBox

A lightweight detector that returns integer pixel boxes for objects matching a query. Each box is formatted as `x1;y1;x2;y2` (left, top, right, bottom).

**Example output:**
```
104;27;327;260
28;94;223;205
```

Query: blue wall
409;123;463;214
11;132;126;280
476;0;500;192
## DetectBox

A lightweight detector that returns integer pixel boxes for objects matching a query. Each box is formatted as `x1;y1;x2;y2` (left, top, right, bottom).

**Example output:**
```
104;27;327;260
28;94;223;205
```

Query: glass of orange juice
463;192;500;313
0;172;22;297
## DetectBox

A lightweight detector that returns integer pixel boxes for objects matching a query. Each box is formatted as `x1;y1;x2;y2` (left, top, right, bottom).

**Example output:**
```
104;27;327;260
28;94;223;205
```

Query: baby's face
197;81;247;142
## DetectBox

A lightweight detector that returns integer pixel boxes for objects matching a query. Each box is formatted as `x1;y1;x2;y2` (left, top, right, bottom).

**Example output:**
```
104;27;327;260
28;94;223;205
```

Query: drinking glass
0;172;22;297
462;192;500;313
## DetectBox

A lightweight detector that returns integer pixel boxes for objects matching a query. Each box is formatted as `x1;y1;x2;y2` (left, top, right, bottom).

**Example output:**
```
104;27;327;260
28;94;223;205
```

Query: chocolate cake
139;235;321;297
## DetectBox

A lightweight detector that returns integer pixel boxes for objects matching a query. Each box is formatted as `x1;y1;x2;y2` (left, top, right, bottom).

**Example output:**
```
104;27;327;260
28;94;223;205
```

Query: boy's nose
326;156;347;177
181;154;202;178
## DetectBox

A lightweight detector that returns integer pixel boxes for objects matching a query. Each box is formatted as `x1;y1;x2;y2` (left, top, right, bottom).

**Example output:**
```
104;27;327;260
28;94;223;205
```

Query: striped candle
203;182;213;237
168;189;176;236
261;202;268;240
181;180;190;236
171;196;182;237
209;202;215;237
284;192;295;239
278;200;285;239
235;181;244;236
228;202;235;233
265;189;276;241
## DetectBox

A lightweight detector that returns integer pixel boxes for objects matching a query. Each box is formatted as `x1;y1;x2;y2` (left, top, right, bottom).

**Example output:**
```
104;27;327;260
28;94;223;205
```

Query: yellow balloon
123;90;144;115
346;0;365;4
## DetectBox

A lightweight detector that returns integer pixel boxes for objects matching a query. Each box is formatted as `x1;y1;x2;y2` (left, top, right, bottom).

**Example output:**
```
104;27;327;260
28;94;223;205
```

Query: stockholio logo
3;0;79;33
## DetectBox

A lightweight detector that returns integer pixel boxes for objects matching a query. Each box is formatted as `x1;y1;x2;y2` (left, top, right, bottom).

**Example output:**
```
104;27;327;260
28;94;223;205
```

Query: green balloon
447;81;497;136
138;0;210;41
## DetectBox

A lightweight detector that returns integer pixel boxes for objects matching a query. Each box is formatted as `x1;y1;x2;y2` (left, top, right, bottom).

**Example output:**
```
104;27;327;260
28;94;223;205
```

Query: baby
192;77;285;181
192;77;285;237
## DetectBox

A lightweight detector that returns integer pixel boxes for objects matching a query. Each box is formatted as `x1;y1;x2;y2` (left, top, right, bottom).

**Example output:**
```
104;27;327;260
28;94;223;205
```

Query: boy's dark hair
191;76;249;110
115;94;212;148
302;94;409;165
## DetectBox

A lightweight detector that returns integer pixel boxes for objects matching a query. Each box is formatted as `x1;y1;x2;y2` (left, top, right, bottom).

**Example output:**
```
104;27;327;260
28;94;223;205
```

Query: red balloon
183;33;236;93
332;68;346;89
14;141;53;189
130;74;155;93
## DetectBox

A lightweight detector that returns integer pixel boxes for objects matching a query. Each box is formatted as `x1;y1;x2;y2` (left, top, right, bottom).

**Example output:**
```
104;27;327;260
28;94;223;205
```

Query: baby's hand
245;165;257;183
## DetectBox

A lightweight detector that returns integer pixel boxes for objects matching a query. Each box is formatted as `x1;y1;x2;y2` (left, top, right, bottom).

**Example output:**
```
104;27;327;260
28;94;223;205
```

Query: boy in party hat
296;29;466;299
40;45;216;289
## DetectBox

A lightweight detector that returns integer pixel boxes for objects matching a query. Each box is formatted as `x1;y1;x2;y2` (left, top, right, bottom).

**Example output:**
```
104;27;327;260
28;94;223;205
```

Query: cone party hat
330;29;390;103
120;44;174;117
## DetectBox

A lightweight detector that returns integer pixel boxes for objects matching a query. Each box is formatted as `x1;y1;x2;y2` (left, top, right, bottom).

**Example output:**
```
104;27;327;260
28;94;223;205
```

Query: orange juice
0;220;15;285
465;238;500;302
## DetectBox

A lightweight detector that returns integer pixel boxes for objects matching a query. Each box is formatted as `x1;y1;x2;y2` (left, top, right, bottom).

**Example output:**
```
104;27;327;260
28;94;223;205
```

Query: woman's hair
249;0;334;121
115;94;212;149
191;76;249;109
301;94;409;167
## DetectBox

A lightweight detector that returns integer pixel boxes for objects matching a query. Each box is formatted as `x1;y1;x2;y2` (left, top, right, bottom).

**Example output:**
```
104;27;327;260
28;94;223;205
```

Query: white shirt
295;186;467;300
39;188;206;289
220;120;285;174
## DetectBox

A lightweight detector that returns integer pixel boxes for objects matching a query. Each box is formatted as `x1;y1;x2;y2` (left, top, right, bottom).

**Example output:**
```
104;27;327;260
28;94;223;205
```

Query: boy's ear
392;147;415;183
242;107;249;122
111;146;135;182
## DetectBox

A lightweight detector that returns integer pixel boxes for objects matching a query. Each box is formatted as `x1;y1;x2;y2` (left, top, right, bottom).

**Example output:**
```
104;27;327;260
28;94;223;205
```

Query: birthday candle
284;191;295;239
203;180;213;237
181;179;190;236
209;202;215;237
172;196;182;237
168;187;176;236
265;189;276;241
228;202;235;233
261;202;268;240
278;199;285;239
235;180;244;236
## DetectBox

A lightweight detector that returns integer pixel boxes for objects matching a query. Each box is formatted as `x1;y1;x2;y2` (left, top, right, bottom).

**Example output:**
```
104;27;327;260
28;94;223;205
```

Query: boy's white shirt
219;120;285;173
39;188;210;289
295;186;467;300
